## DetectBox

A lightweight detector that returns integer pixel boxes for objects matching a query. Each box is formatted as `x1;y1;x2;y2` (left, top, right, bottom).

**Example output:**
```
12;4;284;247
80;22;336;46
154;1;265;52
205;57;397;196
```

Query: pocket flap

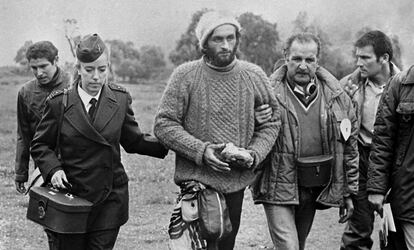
296;155;333;167
397;102;414;114
181;193;197;201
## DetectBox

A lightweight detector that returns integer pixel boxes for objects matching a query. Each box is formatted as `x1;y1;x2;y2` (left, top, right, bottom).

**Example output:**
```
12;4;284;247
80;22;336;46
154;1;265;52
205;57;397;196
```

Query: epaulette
108;83;127;92
46;89;65;101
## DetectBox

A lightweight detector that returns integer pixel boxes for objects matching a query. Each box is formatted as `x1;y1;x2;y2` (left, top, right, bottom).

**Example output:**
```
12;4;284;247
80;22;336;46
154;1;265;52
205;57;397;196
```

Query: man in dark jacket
368;65;414;249
31;34;167;250
340;30;399;250
253;33;359;250
15;41;70;194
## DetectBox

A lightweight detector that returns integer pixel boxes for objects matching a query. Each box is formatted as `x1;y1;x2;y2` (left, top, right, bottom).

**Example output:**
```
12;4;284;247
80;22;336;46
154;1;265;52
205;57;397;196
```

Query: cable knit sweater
154;58;281;193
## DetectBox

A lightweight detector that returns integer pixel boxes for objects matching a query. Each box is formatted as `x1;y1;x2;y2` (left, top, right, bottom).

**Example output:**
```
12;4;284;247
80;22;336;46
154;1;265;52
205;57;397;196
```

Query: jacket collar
37;67;69;89
271;65;342;106
64;82;118;146
403;65;414;85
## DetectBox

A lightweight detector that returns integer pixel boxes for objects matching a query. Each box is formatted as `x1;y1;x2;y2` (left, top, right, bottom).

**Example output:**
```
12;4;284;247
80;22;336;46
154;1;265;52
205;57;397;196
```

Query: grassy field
0;78;382;249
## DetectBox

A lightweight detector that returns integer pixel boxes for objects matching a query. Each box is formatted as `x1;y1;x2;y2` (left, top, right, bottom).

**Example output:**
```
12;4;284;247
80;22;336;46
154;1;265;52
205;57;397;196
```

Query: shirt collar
77;84;102;108
364;78;386;90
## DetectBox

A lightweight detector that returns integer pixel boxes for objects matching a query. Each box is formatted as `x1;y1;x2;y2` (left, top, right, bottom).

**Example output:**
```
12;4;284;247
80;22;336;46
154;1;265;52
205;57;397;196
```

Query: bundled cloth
168;181;207;250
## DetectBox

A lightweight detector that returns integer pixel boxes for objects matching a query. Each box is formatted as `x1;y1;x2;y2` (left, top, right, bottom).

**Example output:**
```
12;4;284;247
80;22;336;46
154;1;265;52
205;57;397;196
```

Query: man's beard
204;47;237;67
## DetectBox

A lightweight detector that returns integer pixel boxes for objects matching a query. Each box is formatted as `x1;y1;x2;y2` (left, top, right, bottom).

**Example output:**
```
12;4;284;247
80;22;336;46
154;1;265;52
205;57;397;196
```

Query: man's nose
221;40;230;50
356;57;363;67
298;61;307;70
36;68;44;76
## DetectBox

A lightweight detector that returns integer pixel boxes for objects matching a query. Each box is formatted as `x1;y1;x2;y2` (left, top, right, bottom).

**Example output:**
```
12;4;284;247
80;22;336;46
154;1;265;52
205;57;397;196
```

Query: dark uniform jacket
15;68;70;182
252;65;359;207
31;81;167;230
368;65;414;222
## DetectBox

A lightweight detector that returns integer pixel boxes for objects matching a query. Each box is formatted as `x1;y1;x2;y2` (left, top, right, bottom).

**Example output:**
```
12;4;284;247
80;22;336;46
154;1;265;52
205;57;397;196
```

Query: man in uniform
31;34;167;250
15;41;70;194
154;11;281;250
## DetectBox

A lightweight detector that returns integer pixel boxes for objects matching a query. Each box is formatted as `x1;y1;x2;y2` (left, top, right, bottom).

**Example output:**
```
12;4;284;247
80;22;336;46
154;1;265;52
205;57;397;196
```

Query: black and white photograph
1;0;414;249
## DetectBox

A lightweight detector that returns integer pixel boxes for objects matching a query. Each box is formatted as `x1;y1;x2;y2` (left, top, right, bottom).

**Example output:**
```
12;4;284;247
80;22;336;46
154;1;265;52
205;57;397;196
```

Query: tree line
13;11;403;83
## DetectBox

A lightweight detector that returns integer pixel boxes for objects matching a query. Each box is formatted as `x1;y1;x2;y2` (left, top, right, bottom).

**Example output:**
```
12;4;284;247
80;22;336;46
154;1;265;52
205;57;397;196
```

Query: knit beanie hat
195;11;241;49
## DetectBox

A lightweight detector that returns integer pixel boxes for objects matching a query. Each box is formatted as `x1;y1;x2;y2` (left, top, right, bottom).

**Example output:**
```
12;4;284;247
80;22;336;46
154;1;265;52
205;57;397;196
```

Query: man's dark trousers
207;189;244;250
341;143;374;250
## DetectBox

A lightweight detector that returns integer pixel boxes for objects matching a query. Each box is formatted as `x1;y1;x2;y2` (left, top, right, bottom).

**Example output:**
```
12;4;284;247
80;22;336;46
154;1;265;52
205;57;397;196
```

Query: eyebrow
31;63;49;67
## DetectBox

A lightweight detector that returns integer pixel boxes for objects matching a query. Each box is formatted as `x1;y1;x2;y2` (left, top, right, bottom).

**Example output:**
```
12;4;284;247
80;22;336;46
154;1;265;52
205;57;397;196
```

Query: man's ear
53;56;59;65
283;49;289;61
380;53;390;63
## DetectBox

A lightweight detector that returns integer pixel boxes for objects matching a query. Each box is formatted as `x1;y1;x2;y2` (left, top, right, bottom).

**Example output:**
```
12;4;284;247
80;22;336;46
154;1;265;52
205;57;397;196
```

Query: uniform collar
77;83;102;109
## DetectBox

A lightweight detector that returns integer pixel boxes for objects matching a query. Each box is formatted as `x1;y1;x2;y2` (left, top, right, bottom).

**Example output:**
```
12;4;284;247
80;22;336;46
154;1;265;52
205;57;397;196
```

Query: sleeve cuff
46;167;63;183
195;142;211;166
15;174;28;182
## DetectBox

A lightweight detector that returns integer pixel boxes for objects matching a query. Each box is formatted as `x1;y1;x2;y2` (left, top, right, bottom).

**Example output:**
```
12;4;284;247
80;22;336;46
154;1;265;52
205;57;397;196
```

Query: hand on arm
255;104;272;125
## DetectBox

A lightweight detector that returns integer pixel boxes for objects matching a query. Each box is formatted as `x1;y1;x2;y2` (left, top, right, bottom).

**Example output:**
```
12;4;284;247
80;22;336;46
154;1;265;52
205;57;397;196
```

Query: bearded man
154;11;281;250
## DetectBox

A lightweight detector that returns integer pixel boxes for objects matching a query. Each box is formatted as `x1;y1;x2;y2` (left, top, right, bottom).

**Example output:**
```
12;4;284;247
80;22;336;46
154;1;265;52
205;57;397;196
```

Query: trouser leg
295;187;319;250
341;144;374;250
44;229;86;250
217;189;244;250
400;221;414;250
382;220;408;250
86;227;120;250
44;227;119;250
263;204;299;250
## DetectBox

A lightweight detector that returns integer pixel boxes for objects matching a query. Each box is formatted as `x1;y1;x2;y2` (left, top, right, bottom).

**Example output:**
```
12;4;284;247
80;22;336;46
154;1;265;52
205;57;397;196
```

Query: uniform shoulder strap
55;89;68;160
108;83;127;92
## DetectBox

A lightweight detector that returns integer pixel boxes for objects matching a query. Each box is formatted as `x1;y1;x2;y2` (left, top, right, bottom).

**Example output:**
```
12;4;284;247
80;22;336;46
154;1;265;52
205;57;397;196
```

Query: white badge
340;118;351;142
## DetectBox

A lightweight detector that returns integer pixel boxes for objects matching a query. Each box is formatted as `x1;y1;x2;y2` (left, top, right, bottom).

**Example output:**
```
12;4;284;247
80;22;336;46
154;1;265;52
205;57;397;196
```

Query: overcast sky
1;0;414;66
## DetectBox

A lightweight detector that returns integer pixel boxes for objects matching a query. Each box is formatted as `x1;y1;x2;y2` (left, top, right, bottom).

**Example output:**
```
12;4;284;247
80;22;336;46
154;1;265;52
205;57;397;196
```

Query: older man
15;41;70;194
154;11;280;250
252;33;359;250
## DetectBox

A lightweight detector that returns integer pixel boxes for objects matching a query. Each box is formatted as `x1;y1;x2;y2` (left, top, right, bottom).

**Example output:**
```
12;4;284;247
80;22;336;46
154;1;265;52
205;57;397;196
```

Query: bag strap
55;89;68;161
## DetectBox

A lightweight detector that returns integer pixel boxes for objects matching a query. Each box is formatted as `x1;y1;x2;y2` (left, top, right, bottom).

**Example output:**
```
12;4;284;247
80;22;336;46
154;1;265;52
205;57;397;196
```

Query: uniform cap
76;34;107;63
